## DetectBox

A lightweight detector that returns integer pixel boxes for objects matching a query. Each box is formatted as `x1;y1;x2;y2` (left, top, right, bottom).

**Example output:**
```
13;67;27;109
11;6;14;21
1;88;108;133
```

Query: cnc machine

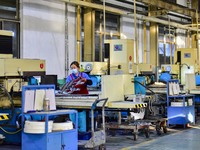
0;30;46;144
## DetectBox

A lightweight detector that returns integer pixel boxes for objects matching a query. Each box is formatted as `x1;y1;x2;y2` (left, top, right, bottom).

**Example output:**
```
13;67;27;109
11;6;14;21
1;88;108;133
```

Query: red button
40;63;44;69
129;56;132;61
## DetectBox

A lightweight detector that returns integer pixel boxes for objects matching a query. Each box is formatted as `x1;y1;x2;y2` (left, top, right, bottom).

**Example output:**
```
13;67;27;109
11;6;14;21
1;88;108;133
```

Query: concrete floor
1;123;200;150
106;126;200;150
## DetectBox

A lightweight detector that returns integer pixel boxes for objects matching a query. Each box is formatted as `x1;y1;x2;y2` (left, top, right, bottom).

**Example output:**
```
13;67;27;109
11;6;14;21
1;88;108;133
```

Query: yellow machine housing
173;48;198;84
0;58;45;77
99;74;134;106
134;63;155;74
0;30;46;107
174;48;197;66
104;39;134;75
80;62;107;75
0;58;45;93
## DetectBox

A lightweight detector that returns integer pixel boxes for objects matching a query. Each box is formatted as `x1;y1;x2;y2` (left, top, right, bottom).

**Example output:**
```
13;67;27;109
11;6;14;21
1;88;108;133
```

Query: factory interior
1;0;200;150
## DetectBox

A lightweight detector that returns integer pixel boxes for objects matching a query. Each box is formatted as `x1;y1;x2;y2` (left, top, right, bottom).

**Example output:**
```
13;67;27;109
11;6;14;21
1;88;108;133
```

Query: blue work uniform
66;72;91;94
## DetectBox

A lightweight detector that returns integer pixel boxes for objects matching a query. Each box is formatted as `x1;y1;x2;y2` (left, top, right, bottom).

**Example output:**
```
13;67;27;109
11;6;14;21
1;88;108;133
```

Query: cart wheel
163;126;167;133
156;124;161;135
144;127;150;138
0;139;3;145
99;145;106;150
133;133;138;141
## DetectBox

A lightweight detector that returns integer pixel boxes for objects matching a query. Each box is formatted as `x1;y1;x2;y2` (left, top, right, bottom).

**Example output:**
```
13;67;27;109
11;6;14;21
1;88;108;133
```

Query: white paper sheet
173;82;178;95
24;90;35;113
169;82;173;95
34;89;45;111
45;89;56;110
176;83;180;94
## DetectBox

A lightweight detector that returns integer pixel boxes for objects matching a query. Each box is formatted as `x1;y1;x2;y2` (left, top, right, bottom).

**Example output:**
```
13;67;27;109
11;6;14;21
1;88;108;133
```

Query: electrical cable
133;80;166;101
0;84;15;124
133;80;166;115
0;126;22;134
148;97;153;113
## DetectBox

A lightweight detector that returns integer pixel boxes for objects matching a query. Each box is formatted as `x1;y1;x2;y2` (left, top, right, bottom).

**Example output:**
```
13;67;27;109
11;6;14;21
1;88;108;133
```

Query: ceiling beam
61;0;198;31
138;0;196;18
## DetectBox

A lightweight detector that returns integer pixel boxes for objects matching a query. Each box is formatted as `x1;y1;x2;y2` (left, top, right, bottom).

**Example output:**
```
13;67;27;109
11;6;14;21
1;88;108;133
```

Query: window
158;26;175;66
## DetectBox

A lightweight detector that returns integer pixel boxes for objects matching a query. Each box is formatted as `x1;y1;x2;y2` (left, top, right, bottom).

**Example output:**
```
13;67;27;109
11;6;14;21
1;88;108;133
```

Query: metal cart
56;94;108;149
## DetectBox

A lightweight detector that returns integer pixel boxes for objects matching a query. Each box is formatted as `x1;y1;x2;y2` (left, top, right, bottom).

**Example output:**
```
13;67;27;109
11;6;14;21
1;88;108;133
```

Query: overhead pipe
196;9;199;65
103;0;106;62
76;5;81;62
134;0;139;76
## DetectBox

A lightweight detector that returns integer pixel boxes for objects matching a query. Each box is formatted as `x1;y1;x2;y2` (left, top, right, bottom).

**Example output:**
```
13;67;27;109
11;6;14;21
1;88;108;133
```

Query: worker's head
70;61;80;74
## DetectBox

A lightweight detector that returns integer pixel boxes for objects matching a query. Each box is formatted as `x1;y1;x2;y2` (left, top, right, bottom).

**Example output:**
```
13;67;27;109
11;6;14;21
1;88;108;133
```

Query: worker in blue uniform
66;61;93;132
66;61;92;94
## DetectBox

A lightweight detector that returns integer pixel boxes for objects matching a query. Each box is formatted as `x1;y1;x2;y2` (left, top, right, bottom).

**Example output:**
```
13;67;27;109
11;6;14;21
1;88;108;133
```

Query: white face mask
71;68;78;74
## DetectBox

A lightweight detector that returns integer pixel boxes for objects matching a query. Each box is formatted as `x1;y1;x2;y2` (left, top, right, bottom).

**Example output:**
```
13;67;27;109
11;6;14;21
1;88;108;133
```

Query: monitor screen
41;75;58;90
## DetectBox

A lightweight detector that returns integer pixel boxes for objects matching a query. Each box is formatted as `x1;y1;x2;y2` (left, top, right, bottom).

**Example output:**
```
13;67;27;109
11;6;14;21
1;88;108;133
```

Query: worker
66;61;92;94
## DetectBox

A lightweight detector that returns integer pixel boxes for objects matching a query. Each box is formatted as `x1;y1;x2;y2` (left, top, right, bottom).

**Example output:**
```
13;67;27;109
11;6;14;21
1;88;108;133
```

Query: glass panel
172;43;175;63
159;42;164;65
166;43;170;64
94;11;120;61
2;21;20;58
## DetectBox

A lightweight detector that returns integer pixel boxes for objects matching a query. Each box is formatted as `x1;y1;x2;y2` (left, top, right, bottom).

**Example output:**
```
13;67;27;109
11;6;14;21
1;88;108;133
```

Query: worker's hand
81;78;87;83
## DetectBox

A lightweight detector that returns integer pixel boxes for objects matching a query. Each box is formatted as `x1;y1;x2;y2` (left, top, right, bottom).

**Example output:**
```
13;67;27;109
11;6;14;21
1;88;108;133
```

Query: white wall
120;16;150;63
20;0;76;79
177;0;188;7
66;5;76;76
176;29;187;48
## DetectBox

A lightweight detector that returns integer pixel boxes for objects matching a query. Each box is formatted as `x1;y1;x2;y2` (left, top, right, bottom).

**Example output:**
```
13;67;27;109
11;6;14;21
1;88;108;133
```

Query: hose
0;84;15;124
0;126;22;134
133;80;166;101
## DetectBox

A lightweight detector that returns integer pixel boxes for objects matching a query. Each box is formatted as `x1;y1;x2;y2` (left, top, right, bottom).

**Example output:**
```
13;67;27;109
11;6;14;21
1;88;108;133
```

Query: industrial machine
104;39;135;75
80;61;107;91
104;39;155;89
173;48;198;84
0;30;46;144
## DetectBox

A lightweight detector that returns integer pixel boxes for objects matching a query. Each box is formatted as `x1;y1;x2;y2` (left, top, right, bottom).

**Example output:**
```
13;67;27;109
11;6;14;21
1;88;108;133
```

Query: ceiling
0;0;199;27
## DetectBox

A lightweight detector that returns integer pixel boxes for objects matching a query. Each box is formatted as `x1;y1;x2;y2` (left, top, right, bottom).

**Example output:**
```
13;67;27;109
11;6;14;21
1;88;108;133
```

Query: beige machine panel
181;65;194;84
0;30;13;36
80;62;107;75
185;73;196;90
100;74;134;106
122;74;134;95
174;48;197;65
2;79;28;92
161;64;179;74
133;63;154;74
105;39;134;75
0;58;45;76
100;75;124;105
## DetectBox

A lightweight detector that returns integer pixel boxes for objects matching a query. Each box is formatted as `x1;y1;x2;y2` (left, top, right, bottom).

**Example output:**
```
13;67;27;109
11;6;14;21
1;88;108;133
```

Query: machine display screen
114;44;122;51
0;35;13;54
184;53;191;58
